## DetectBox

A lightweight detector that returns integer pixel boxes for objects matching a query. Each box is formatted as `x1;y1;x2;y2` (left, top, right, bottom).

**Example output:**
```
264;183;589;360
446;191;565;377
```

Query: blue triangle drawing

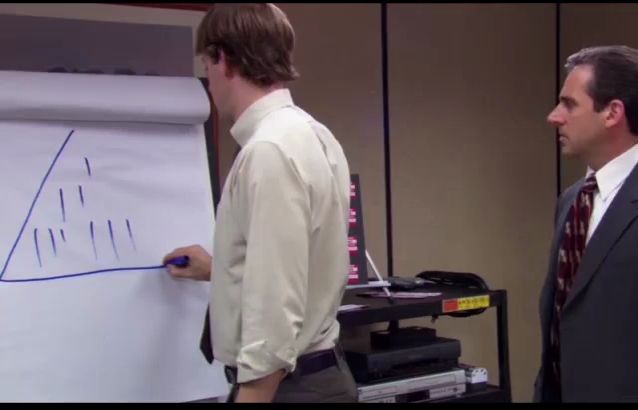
0;129;164;283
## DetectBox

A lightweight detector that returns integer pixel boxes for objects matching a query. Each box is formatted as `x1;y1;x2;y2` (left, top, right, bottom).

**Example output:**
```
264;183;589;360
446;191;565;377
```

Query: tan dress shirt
210;89;351;383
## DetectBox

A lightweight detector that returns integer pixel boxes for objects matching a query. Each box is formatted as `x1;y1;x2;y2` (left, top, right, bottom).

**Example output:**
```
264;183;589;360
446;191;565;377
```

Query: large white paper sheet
0;71;227;402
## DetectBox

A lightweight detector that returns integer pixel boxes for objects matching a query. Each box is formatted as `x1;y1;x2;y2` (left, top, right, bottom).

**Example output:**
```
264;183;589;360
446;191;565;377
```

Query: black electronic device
416;270;489;317
387;276;427;290
416;270;488;291
387;271;488;293
344;336;461;384
370;326;436;349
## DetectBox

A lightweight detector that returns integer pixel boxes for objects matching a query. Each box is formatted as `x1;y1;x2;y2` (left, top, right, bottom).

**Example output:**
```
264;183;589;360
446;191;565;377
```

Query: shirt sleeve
233;140;310;383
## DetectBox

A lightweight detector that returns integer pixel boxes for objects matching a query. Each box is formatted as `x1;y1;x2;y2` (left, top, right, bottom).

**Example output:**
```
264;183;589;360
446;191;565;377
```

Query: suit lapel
564;163;638;310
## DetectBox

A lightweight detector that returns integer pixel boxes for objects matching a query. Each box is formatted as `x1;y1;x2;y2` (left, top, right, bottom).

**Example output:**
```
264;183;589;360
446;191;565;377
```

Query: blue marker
166;256;190;268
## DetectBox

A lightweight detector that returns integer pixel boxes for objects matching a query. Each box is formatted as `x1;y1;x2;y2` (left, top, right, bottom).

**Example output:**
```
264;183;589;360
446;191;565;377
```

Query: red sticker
442;299;459;313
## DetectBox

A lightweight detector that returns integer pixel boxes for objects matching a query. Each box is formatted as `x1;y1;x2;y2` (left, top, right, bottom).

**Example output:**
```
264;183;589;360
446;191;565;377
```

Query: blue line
60;228;66;243
0;265;165;283
90;221;97;260
0;130;74;280
126;219;137;252
34;228;41;268
108;220;119;260
59;188;66;223
79;185;85;207
84;157;92;177
48;228;57;256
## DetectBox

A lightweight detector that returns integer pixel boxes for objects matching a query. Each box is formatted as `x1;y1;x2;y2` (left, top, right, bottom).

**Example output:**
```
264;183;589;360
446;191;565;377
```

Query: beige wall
388;4;556;402
560;4;638;189
283;4;387;276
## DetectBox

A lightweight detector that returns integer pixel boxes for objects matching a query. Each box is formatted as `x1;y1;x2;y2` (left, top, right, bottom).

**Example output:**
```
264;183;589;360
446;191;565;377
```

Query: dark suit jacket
534;162;638;402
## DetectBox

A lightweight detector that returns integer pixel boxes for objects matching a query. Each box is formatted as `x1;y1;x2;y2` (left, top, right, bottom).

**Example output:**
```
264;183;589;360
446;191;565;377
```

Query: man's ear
604;99;626;129
201;54;214;73
218;51;235;80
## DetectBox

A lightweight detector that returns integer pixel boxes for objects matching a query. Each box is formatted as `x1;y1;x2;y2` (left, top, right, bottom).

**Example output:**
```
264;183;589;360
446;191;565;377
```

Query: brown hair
566;45;638;135
196;3;299;87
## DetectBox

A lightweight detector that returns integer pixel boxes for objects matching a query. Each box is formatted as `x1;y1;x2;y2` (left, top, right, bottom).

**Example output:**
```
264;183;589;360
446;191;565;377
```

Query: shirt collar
586;143;638;201
230;88;294;147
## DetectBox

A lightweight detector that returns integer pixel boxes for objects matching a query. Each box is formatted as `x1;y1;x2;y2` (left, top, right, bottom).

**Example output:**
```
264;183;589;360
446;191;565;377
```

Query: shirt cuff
236;340;298;383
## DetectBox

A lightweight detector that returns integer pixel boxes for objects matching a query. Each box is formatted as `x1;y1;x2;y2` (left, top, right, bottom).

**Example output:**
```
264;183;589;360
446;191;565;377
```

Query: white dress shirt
209;89;351;383
586;143;638;243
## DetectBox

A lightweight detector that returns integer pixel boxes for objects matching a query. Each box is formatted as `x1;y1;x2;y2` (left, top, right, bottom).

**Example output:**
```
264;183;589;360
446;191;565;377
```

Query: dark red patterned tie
549;174;597;396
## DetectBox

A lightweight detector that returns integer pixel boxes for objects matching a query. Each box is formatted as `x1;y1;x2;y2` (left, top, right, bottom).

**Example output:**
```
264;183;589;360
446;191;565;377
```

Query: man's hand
235;370;285;402
162;245;212;281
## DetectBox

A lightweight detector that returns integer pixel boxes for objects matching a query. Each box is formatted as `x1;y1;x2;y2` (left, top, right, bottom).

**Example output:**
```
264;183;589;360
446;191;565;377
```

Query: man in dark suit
535;45;638;402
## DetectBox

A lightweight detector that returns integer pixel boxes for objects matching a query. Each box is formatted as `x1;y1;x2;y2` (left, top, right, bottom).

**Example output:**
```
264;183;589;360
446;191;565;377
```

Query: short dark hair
196;3;299;87
566;45;638;135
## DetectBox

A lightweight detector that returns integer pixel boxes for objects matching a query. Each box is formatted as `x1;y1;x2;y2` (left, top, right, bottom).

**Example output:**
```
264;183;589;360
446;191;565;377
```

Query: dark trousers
226;347;358;403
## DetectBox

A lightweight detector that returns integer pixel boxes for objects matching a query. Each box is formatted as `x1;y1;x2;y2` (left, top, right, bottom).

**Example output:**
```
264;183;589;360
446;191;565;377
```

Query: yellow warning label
456;295;490;311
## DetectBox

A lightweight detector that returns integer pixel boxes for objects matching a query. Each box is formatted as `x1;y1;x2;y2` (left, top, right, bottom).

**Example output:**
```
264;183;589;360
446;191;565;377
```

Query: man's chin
558;139;574;155
559;146;577;157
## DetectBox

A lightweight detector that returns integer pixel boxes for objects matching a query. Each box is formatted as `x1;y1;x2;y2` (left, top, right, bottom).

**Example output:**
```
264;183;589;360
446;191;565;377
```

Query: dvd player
357;368;466;403
344;336;461;383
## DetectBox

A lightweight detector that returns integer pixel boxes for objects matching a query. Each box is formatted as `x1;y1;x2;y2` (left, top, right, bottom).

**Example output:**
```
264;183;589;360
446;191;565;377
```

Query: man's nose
547;107;563;127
